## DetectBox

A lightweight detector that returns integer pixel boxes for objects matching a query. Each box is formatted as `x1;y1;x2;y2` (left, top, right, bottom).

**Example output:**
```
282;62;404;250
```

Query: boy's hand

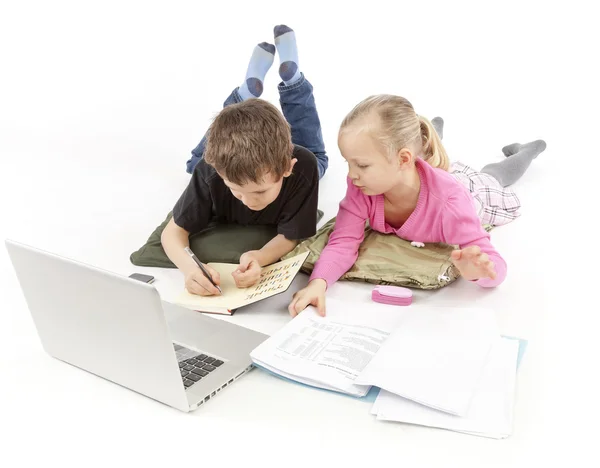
232;251;262;288
185;266;221;296
288;279;327;317
450;246;497;281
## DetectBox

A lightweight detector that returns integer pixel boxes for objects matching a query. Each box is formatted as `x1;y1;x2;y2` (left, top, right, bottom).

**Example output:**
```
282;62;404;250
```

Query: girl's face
338;130;410;196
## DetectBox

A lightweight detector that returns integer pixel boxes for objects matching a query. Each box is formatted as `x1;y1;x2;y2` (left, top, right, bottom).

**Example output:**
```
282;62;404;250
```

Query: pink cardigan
311;159;506;288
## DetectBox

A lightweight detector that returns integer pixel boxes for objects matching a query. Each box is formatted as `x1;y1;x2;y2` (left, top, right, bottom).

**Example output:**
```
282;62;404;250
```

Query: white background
1;1;598;467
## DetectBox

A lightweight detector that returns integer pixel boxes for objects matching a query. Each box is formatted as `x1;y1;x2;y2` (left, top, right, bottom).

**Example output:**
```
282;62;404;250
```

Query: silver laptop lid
5;240;189;412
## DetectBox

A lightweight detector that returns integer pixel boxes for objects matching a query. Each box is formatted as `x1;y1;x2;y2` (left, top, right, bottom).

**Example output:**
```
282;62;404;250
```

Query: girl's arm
442;189;507;287
310;178;371;287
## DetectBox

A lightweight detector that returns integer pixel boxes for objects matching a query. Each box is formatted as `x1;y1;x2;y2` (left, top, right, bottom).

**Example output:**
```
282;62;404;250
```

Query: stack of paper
370;337;520;439
355;306;501;416
250;298;404;397
249;299;524;438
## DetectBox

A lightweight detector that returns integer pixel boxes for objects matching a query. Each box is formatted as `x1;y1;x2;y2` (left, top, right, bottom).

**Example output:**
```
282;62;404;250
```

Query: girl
288;94;546;316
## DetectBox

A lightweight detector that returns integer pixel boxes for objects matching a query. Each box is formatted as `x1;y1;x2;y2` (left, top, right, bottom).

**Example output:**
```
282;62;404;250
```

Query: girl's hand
288;279;328;317
451;245;497;281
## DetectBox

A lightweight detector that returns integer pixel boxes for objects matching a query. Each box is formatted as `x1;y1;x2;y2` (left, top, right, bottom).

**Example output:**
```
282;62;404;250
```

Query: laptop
5;239;268;412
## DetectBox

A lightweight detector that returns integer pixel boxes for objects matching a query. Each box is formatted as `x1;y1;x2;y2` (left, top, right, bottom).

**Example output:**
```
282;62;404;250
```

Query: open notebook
250;298;500;414
175;252;309;315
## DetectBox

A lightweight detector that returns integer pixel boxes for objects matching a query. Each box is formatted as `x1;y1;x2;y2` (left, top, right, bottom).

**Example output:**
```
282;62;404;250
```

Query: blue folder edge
252;335;528;403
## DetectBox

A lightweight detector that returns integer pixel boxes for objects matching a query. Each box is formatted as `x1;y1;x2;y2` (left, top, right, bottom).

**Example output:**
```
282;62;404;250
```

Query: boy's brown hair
204;99;294;185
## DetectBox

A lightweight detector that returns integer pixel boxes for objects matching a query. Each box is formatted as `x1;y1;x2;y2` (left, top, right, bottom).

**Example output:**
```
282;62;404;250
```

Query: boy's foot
274;25;301;85
238;42;276;100
502;140;547;158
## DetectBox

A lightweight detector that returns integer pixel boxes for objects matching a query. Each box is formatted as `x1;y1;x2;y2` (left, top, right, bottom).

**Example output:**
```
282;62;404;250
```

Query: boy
161;25;328;297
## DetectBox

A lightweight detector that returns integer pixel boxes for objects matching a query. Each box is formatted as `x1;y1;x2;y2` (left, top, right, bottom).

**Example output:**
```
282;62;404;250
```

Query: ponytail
418;115;449;171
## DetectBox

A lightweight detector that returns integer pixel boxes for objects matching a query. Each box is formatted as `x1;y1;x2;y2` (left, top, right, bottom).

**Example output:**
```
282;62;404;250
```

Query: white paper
251;298;404;396
373;337;519;438
355;306;500;415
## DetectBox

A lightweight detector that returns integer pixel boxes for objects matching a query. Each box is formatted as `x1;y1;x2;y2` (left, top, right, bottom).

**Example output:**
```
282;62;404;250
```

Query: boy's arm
164;162;214;272
161;218;198;275
232;234;297;289
161;218;222;295
245;234;298;267
234;153;318;287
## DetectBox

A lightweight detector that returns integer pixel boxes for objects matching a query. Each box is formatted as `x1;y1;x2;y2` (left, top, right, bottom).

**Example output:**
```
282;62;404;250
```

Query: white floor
1;1;598;467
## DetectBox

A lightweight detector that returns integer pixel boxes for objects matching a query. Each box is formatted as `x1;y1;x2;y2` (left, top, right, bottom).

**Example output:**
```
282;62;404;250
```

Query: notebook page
175;252;309;310
175;263;243;310
237;252;309;307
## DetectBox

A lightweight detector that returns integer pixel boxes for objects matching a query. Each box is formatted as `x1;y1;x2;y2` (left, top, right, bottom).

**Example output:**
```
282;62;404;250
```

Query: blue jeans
186;73;329;178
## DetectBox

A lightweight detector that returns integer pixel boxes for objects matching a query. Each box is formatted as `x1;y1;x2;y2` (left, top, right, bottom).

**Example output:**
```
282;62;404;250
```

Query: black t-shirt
172;145;319;240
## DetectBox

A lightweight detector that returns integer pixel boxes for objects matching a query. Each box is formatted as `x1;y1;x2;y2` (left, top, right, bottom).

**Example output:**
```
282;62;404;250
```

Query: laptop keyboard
174;344;224;389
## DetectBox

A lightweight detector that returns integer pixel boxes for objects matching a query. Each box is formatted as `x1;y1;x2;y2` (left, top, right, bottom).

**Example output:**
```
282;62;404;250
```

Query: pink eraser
371;285;413;306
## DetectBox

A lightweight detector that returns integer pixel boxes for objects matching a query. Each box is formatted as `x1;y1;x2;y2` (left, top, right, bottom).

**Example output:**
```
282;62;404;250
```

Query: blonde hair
339;94;449;171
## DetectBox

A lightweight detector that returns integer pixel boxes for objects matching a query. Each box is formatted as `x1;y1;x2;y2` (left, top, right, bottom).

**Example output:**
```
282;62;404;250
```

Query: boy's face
222;159;297;211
